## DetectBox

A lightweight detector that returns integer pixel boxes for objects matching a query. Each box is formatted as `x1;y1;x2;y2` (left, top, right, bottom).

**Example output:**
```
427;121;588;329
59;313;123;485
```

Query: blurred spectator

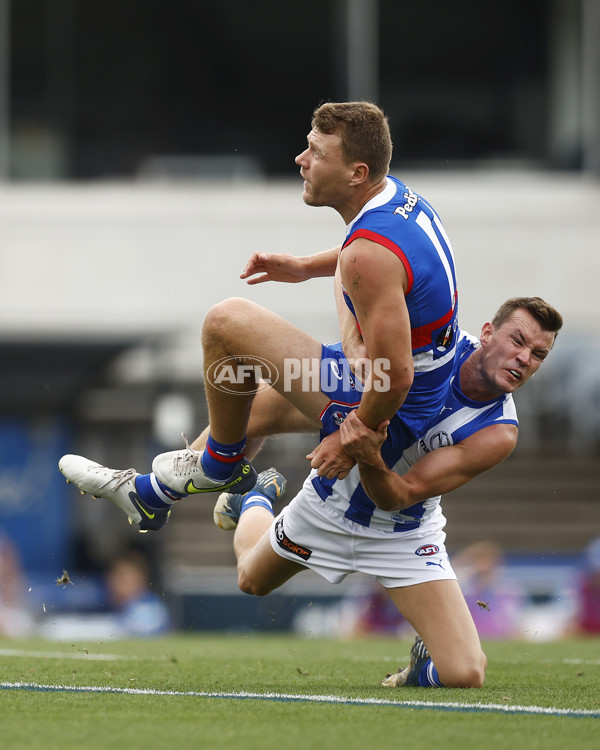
350;583;408;637
105;548;172;637
0;529;34;637
452;541;525;639
574;537;600;635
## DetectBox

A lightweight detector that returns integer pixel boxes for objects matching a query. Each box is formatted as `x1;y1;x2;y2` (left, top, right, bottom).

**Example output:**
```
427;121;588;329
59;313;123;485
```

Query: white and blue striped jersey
308;330;518;534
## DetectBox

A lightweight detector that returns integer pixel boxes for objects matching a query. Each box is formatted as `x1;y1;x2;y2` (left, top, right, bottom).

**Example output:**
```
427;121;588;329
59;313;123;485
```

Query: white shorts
269;491;457;589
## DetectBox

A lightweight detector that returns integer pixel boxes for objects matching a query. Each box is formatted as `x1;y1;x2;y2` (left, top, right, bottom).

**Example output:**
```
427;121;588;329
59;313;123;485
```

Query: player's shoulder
451;330;478;372
339;233;406;273
461;420;518;459
457;328;479;349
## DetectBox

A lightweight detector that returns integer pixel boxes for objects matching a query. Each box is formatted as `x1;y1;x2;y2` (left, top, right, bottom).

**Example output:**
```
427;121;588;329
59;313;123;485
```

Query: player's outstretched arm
340;410;518;510
241;246;340;284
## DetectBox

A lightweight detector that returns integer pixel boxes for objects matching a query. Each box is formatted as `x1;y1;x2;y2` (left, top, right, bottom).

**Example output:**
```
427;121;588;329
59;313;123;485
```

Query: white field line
0;681;599;719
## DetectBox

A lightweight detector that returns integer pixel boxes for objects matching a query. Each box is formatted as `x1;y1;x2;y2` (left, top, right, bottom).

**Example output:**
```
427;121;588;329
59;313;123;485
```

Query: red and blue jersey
341;175;458;422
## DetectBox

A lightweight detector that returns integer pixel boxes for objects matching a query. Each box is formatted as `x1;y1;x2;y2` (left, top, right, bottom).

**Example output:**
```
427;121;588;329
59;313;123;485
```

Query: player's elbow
382;364;413;401
395;367;414;393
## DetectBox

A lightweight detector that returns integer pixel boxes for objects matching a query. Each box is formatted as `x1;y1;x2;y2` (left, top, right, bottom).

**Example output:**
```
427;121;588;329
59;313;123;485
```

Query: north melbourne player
213;297;562;688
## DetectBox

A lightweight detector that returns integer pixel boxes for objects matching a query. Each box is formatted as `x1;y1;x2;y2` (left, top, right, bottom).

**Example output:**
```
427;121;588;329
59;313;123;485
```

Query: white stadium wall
0;170;597;362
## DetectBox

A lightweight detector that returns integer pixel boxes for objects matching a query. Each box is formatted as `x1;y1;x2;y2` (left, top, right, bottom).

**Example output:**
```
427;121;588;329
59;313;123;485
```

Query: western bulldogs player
59;101;458;530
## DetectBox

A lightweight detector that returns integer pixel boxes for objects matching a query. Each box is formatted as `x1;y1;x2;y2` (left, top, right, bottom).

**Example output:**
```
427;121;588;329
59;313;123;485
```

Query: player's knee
458;662;486;688
205;297;253;323
202;297;252;342
440;652;486;688
237;569;272;597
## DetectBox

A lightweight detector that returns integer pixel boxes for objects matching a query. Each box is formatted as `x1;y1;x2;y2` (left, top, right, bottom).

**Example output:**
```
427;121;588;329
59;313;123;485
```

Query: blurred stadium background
0;0;599;640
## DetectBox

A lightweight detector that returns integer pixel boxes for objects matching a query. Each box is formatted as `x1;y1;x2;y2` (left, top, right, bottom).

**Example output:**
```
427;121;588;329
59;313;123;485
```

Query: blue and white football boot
213;468;287;530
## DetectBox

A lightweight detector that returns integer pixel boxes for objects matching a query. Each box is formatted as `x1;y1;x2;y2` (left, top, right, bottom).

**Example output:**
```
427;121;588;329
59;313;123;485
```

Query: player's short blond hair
312;101;392;183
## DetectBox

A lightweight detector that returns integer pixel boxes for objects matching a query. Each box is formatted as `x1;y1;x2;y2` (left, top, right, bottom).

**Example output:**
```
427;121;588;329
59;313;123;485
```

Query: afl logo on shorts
331;411;347;426
415;544;440;557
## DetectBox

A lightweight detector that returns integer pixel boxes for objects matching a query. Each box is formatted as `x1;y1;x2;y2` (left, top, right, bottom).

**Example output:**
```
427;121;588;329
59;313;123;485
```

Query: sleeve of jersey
451;400;519;444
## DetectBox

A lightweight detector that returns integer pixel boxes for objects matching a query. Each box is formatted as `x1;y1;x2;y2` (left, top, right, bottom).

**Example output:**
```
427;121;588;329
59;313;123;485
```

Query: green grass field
1;634;599;750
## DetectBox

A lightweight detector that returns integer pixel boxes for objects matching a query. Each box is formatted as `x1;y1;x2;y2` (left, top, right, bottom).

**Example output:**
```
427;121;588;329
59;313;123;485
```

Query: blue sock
135;473;187;508
240;491;274;517
201;435;247;481
417;659;444;688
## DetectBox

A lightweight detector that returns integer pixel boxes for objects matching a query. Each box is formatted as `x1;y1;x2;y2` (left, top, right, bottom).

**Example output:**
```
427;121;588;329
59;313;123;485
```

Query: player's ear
350;162;369;185
480;321;494;345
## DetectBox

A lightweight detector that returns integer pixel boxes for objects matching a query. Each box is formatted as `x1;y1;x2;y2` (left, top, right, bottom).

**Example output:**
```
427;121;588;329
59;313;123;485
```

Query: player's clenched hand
339;410;389;467
306;430;356;479
241;252;310;285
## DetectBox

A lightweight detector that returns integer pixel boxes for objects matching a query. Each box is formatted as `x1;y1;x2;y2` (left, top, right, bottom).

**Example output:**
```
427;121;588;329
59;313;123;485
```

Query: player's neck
458;351;505;402
339;178;388;225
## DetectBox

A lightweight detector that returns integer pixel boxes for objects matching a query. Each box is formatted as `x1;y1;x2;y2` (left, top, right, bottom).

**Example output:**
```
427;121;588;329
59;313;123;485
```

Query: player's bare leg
152;298;329;494
233;508;305;596
201;297;330;444
192;385;319;459
386;579;486;688
60;302;325;529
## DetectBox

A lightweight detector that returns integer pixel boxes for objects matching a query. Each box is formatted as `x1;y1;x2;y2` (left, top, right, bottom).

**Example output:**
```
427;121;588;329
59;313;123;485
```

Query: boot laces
173;434;202;474
104;467;137;490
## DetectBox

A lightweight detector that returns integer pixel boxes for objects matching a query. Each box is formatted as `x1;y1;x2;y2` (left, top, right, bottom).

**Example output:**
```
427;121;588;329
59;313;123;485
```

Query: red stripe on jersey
410;290;458;349
343;228;414;294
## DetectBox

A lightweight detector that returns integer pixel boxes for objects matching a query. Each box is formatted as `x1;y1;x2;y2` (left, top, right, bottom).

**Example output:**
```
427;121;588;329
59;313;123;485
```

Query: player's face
295;128;354;208
479;309;555;394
